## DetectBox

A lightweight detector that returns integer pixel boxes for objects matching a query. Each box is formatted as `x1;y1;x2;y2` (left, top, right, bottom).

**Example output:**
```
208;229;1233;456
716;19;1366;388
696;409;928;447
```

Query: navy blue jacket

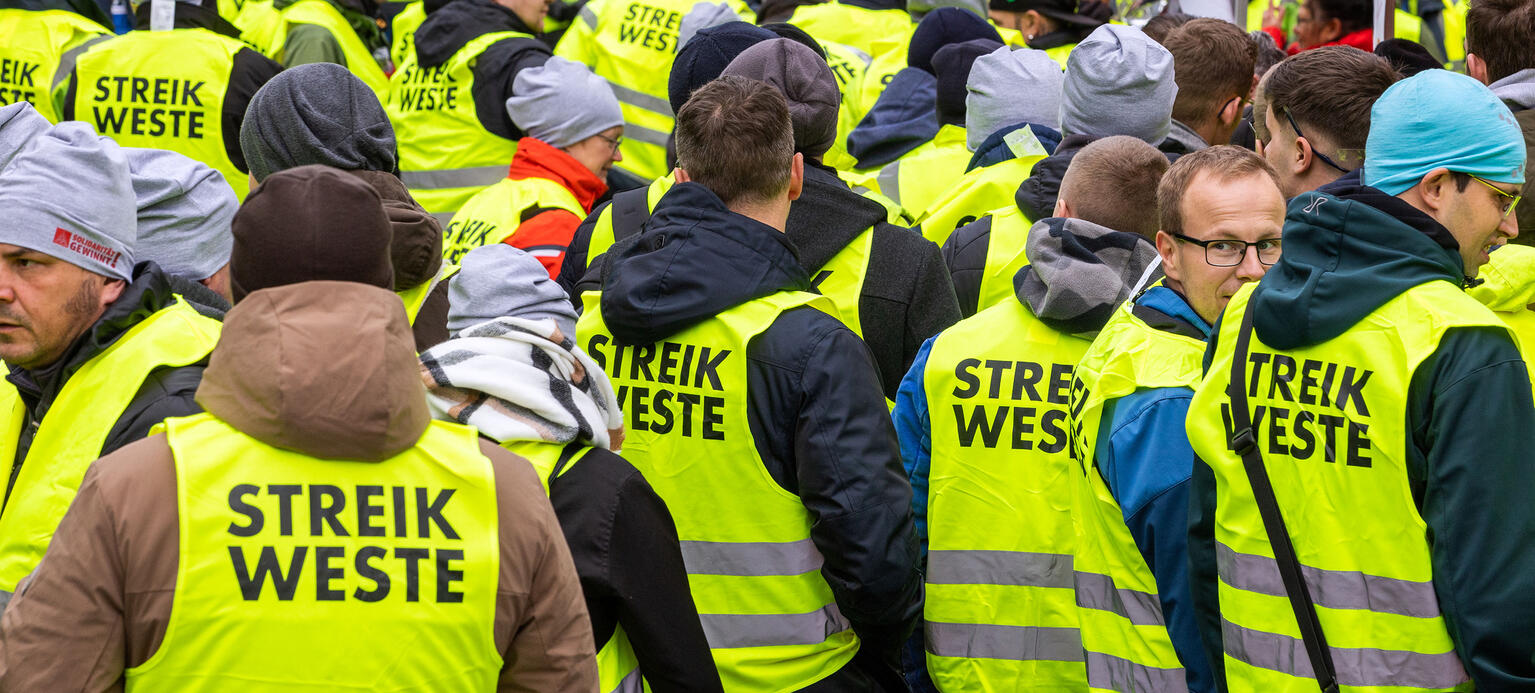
845;67;938;170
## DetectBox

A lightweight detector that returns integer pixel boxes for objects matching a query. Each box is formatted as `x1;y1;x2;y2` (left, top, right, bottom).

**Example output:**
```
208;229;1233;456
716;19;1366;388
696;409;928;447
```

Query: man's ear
673;167;691;184
787;153;804;203
1219;96;1243;126
1155;229;1180;281
1417;168;1454;212
1054;196;1071;219
1467;53;1489;85
1321;16;1343;43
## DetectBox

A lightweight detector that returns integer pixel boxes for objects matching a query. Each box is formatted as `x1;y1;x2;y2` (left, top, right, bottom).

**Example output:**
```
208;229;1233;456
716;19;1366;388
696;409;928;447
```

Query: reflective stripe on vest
398;263;459;325
445;176;586;264
264;0;387;92
0;298;221;591
975;206;1034;314
873;124;974;220
126;414;501;691
1068;290;1200;692
72;29;251;199
917;127;1047;246
0;9;109;123
1187;280;1491;693
576;291;858;691
387;30;529;217
921;296;1090;690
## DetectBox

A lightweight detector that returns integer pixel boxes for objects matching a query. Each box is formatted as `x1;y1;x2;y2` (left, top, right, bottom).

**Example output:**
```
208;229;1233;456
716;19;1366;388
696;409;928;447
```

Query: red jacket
503;137;607;279
1266;26;1373;55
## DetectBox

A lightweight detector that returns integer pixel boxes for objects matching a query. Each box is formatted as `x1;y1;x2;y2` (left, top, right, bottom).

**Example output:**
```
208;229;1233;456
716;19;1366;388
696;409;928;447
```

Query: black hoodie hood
415;0;536;68
599;182;811;345
1015;133;1094;220
786;162;889;271
1250;170;1469;350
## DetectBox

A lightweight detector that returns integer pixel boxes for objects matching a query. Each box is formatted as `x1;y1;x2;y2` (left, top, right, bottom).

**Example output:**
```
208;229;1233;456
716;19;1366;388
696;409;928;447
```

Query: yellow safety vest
127;414;501;691
788;0;911;68
71;28;251;200
973;206;1035;315
1044;43;1074;69
838;168;910;225
0;298;221;593
0;8;108;122
871;123;972;221
386;30;529;220
576;291;858;691
584;175;674;266
1068;294;1200;692
398;262;459;325
918;126;1048;246
1467;244;1535;398
234;0;278;34
822;40;871;173
1440;0;1467;70
921;296;1089;690
446;175;586;264
1187;281;1489;693
248;0;388;92
502;441;644;693
389;0;425;73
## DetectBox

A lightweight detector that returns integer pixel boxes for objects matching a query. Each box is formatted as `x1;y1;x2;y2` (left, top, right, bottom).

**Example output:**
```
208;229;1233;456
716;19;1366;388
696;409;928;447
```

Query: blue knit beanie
1364;70;1526;196
907;7;1002;75
668;21;776;113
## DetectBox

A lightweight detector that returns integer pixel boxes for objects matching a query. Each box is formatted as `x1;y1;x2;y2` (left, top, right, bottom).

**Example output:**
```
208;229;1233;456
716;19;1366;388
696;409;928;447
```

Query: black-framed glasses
595;133;623;153
1283;108;1351;175
1171;232;1282;266
1467;173;1522;220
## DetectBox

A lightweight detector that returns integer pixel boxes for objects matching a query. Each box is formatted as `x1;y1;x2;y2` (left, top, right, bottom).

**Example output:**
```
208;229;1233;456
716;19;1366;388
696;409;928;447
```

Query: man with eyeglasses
1186;69;1535;691
1066;145;1284;693
445;58;624;278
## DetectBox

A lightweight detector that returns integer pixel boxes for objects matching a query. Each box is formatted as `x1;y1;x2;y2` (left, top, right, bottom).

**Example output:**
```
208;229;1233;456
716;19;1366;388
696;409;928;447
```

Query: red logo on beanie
51;227;122;268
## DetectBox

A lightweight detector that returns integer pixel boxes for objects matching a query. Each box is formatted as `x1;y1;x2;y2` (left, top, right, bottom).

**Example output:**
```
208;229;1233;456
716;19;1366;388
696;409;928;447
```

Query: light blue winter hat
1364;70;1525;196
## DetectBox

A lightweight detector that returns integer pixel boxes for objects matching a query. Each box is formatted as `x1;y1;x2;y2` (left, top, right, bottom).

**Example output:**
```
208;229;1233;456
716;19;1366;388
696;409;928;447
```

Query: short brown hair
1468;0;1535;83
1253;47;1398;169
673;76;795;207
1158;145;1279;236
1059;136;1170;239
1163;18;1257;128
1143;11;1194;44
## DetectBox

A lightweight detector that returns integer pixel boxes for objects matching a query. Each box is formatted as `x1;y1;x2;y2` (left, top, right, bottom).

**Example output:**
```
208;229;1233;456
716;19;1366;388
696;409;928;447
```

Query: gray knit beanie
239;63;398;183
1059;24;1177;144
505;58;624;149
0;122;135;280
678;1;741;52
721;39;841;160
967;45;1064;150
126;148;237;281
447;243;576;337
0;102;50;173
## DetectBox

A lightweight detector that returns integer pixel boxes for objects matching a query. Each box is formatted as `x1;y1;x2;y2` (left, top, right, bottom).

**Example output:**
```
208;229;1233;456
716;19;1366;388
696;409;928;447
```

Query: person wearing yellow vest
448;58;620;276
0;123;220;610
242;63;455;351
385;0;553;220
945;136;1167;319
0;280;600;690
1160;18;1256;155
1187;71;1535;691
1467;0;1535;242
1467;243;1535;392
251;0;389;91
421;243;724;693
57;0;280;202
891;162;1165;691
577;77;922;690
0;0;110;123
1072;146;1284;693
985;0;1104;67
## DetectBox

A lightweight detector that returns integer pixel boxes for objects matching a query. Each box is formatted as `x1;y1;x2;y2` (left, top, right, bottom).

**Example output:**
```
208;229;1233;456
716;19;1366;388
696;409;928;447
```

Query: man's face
0;245;123;370
498;0;552;30
1158;171;1287;324
1442;173;1521;278
1293;1;1331;48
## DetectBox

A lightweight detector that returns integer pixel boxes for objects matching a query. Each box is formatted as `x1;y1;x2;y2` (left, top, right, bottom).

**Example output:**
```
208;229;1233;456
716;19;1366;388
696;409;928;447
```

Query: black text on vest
90;76;208;138
949;358;1071;452
391;64;459;112
443;218;497;264
586;334;727;439
617;3;682;53
0;58;40;110
225;484;468;603
1221;353;1375;467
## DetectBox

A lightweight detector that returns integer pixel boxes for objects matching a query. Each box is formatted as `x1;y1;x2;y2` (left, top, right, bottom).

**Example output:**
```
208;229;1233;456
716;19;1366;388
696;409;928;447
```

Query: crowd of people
0;0;1531;689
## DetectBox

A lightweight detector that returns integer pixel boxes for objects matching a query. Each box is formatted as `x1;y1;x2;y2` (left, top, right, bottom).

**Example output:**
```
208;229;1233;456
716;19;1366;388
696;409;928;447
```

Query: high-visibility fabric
839;168;911;225
386;30;529;221
822;40;872;173
389;0;425;73
398;263;459;325
917;127;1048;246
1067;295;1199;692
445;176;585;264
1469;244;1535;398
576;291;858;692
71;28;251;200
788;0;910;69
1394;8;1421;44
584;174;674;267
1187;281;1491;693
1440;0;1466;70
0;299;220;593
234;0;278;34
973;206;1034;315
502;441;644;693
127;414;500;691
1043;43;1073;69
871;124;972;220
249;0;388;93
921;296;1089;691
0;8;108;122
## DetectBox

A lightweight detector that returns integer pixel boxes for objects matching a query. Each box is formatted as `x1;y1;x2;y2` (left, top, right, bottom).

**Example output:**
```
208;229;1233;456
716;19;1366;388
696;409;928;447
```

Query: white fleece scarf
419;316;624;451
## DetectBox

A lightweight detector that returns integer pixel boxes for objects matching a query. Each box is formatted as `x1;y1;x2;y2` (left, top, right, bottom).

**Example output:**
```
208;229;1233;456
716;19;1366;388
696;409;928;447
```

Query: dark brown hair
1468;0;1535;83
1254;46;1398;169
1059;135;1170;239
1163;18;1258;129
1158;145;1279;236
673;76;796;207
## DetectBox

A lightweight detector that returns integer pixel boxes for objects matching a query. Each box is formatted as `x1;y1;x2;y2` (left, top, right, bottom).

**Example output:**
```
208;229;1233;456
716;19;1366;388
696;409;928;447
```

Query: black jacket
594;182;923;690
564;163;960;399
4;264;206;504
413;0;549;141
548;446;723;692
61;2;283;177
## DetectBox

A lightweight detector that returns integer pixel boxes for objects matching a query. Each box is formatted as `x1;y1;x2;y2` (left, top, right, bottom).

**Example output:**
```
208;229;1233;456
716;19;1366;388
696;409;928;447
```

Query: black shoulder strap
547;441;584;488
611;187;652;243
1228;305;1340;693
